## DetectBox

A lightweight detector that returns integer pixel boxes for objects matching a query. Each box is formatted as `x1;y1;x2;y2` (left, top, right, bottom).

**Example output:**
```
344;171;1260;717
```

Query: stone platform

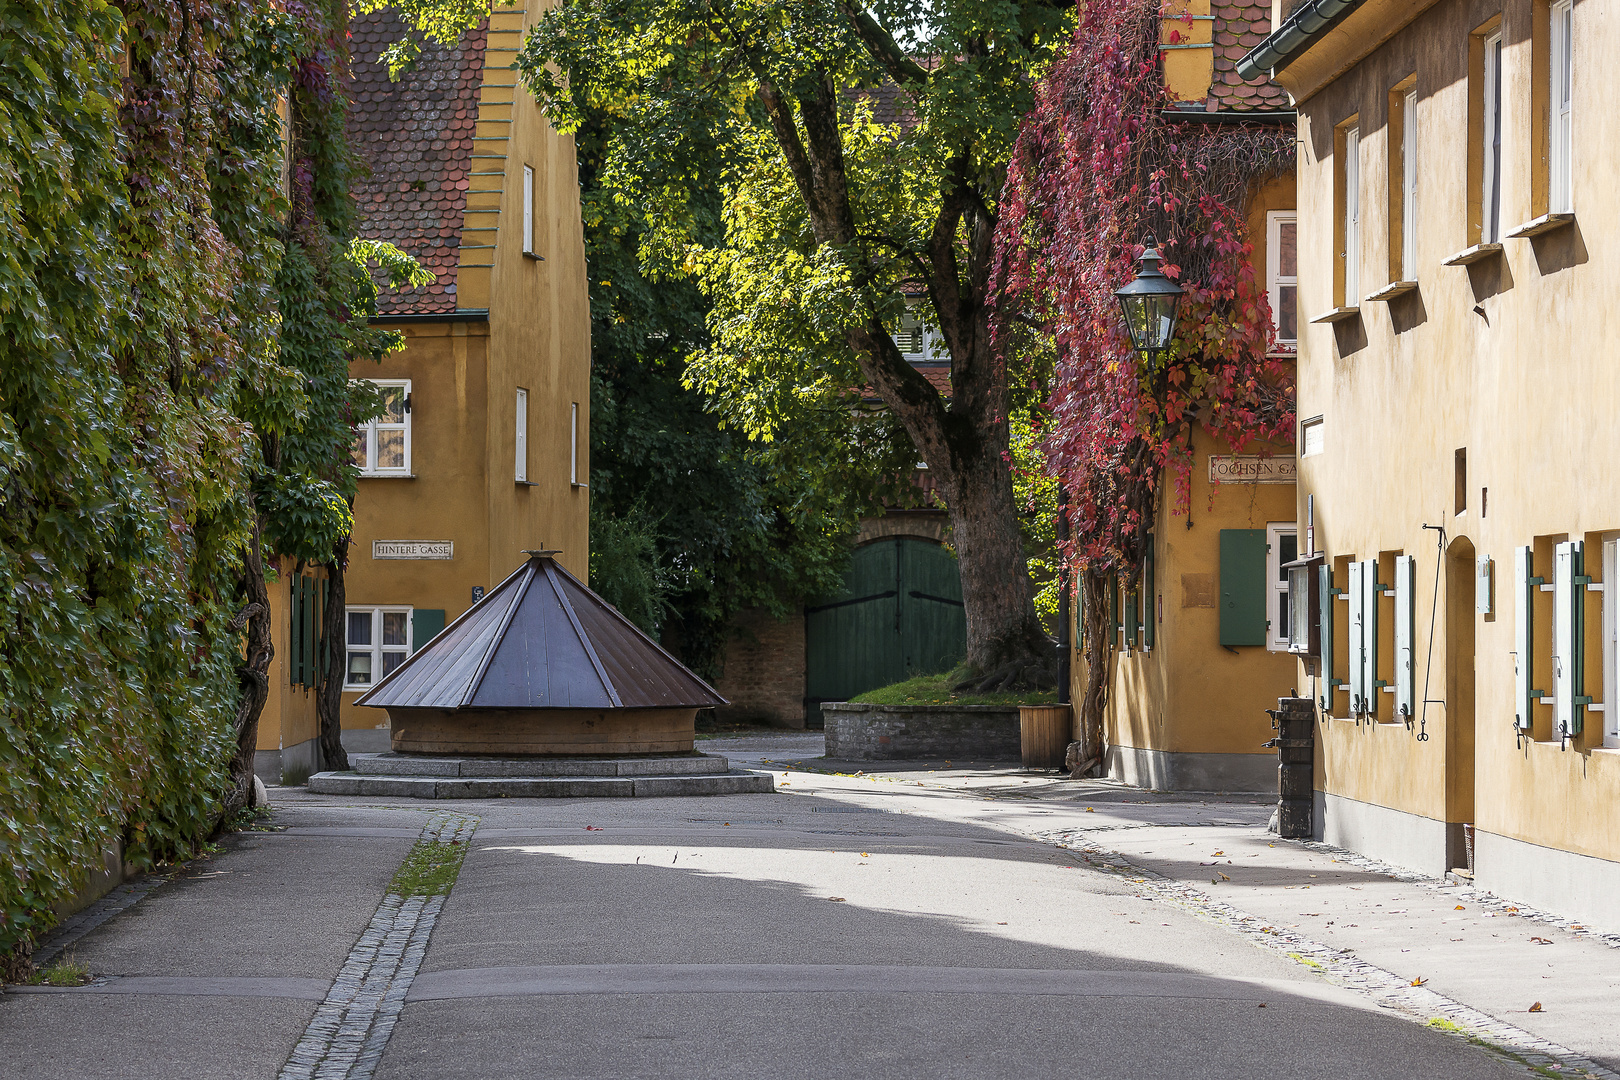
307;752;774;799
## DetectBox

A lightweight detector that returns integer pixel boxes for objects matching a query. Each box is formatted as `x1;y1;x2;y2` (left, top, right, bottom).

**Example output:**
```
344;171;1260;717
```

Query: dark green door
805;537;967;722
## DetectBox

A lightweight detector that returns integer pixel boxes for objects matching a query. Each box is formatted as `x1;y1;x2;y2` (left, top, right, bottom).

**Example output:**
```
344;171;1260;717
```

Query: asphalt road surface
0;749;1532;1080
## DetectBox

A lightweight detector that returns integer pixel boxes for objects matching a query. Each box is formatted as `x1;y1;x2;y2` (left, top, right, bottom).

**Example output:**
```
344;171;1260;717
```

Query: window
523;164;535;255
894;302;939;363
515;387;529;482
1550;0;1573;213
1342;125;1360;303
351;379;411;475
1401;87;1418;278
1267;523;1299;652
569;402;580;486
1266;211;1298;350
1483;30;1503;242
1301;415;1325;457
346;607;412;689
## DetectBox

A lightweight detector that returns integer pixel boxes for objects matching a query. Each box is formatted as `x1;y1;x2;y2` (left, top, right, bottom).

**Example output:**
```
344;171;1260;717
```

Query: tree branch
839;3;932;87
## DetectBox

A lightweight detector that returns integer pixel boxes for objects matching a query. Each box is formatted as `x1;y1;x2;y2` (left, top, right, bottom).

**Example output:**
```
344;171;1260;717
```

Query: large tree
516;0;1073;689
577;108;921;680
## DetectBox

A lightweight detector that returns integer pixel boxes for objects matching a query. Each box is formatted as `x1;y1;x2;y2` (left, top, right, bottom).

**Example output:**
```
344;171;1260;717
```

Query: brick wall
713;605;807;727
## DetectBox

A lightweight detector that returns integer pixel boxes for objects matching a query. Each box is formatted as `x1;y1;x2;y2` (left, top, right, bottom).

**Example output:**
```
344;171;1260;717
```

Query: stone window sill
1365;280;1417;302
1442;242;1503;267
1506;212;1574;239
1309;306;1360;325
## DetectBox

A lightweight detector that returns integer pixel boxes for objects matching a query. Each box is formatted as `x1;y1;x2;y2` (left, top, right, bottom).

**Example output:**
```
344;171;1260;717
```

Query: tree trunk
317;535;350;772
224;512;272;818
1076;568;1111;768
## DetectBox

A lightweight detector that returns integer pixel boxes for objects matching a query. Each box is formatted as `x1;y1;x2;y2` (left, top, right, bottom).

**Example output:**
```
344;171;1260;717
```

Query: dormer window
894;303;940;364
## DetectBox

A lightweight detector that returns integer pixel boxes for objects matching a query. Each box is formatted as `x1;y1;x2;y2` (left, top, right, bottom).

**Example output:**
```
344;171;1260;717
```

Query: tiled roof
347;11;489;314
1209;2;1292;112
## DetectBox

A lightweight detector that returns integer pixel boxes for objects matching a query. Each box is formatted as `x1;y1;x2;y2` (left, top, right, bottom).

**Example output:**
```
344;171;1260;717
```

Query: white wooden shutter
1395;555;1415;721
1347;559;1365;715
1553;540;1584;738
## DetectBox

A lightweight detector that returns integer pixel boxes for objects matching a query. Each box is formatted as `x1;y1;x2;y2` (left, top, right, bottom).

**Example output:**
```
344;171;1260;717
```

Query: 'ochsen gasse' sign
1207;456;1297;484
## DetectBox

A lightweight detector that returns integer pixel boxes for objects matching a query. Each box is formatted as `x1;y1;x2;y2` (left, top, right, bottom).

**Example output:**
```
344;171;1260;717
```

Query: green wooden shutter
1143;546;1156;649
1219;529;1268;646
413;609;446;652
1108;576;1119;649
1125;586;1138;649
291;576;305;687
1318;563;1336;710
303;576;317;690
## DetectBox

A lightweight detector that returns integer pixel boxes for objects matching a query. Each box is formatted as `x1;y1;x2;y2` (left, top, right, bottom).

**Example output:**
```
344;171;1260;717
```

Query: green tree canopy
517;0;1073;688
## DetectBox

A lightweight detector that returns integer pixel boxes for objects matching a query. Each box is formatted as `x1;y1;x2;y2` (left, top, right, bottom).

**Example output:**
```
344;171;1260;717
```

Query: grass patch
1286;952;1323;970
27;954;91;987
1427;1017;1466;1034
849;669;1058;708
388;836;470;898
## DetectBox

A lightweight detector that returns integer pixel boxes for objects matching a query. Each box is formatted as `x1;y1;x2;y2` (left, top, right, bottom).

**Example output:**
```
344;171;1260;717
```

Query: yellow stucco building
1241;0;1620;927
256;2;591;782
1069;1;1301;791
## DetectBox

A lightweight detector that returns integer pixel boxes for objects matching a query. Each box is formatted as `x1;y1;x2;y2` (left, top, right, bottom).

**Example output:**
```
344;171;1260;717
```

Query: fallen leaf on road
1086;808;1095;812
1213;850;1225;856
827;897;846;902
860;852;869;858
1529;1002;1543;1013
1410;977;1427;986
1257;1003;1268;1009
1531;936;1553;945
996;921;1007;925
584;826;602;831
723;823;732;827
1455;905;1465;910
1219;873;1231;881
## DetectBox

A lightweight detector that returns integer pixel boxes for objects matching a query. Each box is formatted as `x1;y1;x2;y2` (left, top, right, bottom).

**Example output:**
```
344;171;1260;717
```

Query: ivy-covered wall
0;0;410;965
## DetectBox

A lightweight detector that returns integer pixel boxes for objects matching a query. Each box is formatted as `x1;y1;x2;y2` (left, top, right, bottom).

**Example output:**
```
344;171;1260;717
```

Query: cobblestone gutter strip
279;811;478;1080
31;874;170;968
1044;828;1620;1080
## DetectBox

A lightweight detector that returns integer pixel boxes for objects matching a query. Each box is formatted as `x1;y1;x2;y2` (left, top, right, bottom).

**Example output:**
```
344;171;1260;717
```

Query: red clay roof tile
346;11;489;315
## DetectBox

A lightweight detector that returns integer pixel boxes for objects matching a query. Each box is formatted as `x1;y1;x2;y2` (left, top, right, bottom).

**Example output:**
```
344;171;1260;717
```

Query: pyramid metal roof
354;553;726;711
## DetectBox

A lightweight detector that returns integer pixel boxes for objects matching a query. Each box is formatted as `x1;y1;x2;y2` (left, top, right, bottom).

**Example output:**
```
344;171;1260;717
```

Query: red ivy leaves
992;0;1295;574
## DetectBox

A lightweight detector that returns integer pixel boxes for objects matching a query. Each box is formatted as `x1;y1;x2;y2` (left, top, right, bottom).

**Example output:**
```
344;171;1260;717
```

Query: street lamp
1114;235;1184;359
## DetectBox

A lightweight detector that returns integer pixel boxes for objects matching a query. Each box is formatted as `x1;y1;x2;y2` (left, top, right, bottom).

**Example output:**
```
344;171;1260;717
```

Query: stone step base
350;752;734;778
307;770;774;799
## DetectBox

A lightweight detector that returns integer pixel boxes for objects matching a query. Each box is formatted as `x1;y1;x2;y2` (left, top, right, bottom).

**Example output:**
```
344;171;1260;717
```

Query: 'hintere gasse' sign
373;540;454;560
1208;455;1297;484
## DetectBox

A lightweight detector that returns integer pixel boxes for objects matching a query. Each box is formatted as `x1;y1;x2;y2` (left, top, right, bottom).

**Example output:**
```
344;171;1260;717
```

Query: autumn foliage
994;0;1295;574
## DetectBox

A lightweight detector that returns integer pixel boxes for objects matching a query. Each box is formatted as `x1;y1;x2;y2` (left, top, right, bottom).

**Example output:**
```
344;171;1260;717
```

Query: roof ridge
463;559;536;706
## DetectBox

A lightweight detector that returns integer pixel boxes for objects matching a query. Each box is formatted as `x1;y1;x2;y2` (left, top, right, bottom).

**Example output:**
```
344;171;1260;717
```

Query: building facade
1243;0;1620;928
1069;0;1301;792
256;1;591;781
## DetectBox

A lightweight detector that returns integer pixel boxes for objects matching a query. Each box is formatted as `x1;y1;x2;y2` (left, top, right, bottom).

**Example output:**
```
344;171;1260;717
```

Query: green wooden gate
805;537;967;723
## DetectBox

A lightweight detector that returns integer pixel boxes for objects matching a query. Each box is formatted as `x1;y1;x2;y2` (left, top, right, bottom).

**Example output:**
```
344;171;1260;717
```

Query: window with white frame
894;301;940;363
1266;211;1297;351
1267;522;1299;652
351;379;411;475
515;387;529;482
1483;30;1504;242
1402;87;1419;278
1550;0;1573;214
1343;126;1360;303
1604;535;1618;748
522;164;536;255
346;606;412;688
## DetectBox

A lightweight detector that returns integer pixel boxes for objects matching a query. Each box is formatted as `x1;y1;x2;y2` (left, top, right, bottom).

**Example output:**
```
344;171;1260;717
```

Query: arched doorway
1445;537;1477;874
804;537;967;723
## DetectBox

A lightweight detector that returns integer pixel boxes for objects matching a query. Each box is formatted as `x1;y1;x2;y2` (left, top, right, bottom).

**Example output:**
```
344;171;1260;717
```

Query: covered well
355;552;726;755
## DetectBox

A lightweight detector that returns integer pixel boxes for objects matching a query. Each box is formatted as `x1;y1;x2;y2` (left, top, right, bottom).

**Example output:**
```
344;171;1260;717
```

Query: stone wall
822;703;1021;761
713;605;807;728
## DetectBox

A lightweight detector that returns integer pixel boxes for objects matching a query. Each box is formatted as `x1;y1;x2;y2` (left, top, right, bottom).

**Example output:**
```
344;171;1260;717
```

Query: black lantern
1114;235;1184;357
